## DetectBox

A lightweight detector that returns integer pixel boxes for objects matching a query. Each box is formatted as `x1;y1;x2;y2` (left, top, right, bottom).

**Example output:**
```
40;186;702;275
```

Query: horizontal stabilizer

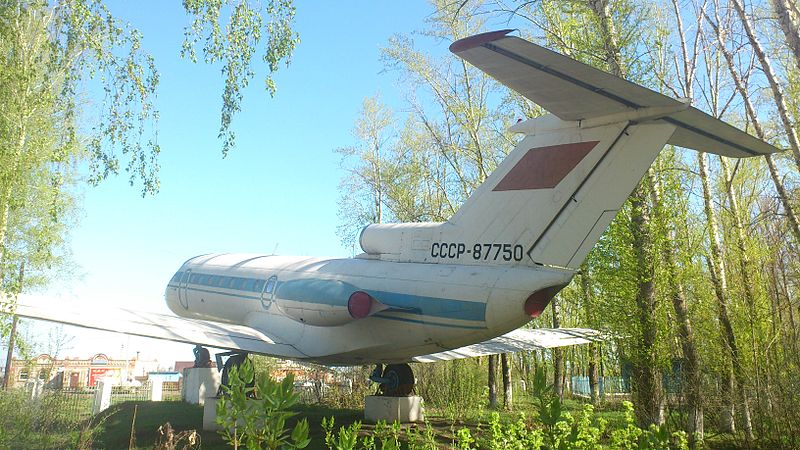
450;30;781;158
7;298;307;359
412;327;602;363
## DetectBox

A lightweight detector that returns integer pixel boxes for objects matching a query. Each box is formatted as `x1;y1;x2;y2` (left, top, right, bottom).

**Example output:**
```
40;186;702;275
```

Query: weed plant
216;358;311;450
415;359;485;421
0;387;97;448
320;366;375;409
223;362;691;449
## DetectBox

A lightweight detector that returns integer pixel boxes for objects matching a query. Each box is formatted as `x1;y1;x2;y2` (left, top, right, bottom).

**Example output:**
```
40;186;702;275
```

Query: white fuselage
165;253;573;365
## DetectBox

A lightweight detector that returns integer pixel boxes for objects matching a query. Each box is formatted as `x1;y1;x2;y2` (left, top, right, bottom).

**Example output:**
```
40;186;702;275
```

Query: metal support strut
369;363;415;396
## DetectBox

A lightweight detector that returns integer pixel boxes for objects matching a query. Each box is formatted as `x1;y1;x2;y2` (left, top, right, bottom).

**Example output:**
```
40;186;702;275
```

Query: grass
96;401;373;449
96;401;226;449
93;395;629;449
0;392;757;449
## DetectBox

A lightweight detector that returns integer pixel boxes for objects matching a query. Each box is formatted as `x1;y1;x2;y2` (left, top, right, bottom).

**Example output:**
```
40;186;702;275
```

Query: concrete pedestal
150;379;163;402
203;397;220;431
364;396;424;423
182;368;220;405
92;380;112;415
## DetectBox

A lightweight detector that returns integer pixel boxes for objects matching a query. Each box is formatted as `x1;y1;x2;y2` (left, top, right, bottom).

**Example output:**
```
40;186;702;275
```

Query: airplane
7;29;781;395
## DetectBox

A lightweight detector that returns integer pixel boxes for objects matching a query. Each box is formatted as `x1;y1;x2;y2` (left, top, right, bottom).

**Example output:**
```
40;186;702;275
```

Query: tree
730;0;800;171
1;0;300;374
501;353;513;410
770;0;800;72
0;0;300;283
488;354;498;408
338;0;800;442
517;0;669;427
181;0;300;157
335;96;395;250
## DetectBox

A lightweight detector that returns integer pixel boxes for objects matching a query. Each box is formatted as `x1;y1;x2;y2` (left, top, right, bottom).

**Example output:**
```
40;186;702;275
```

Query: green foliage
482;412;545;450
181;0;300;156
373;420;403;450
415;359;486;420
2;0;164;195
405;419;439;450
0;388;97;448
608;401;687;450
216;358;311;450
321;366;374;409
444;367;682;450
454;426;476;450
336;0;518;248
322;417;382;450
321;416;362;450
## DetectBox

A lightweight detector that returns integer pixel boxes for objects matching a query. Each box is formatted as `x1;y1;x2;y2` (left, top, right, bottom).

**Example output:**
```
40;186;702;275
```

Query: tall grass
0;388;97;448
413;359;486;420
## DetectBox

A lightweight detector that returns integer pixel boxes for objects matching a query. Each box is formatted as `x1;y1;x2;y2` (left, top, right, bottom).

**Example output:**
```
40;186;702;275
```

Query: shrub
415;359;485;420
216;358;311;450
0;387;96;448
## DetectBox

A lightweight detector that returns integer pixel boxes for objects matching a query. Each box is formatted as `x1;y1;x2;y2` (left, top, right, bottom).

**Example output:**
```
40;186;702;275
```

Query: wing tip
449;29;514;53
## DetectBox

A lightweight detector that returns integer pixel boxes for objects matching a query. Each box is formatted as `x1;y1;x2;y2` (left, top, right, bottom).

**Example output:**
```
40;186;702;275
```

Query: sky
11;1;464;368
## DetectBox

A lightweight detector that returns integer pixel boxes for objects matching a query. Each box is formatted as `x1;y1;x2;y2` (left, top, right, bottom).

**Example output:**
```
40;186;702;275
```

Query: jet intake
359;222;443;261
275;278;390;326
348;291;375;319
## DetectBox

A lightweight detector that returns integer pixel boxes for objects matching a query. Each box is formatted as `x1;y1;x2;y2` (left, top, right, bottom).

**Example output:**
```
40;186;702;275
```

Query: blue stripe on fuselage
168;271;487;323
372;313;486;330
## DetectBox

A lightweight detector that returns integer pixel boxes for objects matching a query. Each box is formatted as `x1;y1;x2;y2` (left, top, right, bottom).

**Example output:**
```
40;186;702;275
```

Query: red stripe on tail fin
493;141;599;191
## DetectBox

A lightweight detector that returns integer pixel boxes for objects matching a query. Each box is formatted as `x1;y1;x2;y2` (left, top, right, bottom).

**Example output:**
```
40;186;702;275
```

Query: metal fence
571;376;630;397
32;380;184;417
38;388;96;420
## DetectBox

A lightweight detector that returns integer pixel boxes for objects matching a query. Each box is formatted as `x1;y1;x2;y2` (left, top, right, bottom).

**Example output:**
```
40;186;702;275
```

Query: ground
0;389;751;448
95;398;633;449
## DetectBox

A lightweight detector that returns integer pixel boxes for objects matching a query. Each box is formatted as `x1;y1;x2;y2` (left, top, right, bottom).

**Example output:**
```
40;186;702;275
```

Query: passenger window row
171;271;271;293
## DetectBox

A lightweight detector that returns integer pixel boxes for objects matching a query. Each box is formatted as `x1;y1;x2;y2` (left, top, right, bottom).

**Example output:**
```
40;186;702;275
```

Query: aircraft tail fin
450;29;780;158
446;116;675;268
357;31;780;269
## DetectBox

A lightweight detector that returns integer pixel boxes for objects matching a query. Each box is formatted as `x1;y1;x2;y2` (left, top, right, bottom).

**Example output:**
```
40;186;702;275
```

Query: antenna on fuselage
270;243;279;256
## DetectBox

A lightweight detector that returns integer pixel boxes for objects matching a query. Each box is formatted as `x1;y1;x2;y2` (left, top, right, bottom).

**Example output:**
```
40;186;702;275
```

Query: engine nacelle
359;222;444;262
275;278;387;327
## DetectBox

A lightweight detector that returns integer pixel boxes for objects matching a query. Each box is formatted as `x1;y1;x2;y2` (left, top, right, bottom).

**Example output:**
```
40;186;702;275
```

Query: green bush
415;359;485;420
0;388;95;448
216;358;311;450
218;360;689;450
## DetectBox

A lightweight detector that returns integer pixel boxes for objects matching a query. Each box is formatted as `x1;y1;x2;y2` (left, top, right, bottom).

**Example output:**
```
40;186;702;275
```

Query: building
174;360;216;374
174;358;333;384
270;359;335;384
5;353;160;389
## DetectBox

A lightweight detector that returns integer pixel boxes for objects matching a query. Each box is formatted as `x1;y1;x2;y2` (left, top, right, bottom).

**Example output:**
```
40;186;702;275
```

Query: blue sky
16;1;462;366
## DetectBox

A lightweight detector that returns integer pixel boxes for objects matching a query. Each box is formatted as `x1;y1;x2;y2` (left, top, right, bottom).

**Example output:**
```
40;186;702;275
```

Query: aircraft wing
6;299;307;359
450;29;781;158
412;327;602;363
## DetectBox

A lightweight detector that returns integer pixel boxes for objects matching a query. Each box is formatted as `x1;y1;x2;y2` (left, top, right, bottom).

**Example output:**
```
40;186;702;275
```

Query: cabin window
230;278;241;289
242;279;255;291
265;276;277;294
254;280;266;292
189;274;199;283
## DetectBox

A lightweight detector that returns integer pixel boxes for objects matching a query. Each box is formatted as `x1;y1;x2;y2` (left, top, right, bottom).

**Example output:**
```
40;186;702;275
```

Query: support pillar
182;368;220;405
150;379;163;401
92;380;112;415
364;396;424;423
